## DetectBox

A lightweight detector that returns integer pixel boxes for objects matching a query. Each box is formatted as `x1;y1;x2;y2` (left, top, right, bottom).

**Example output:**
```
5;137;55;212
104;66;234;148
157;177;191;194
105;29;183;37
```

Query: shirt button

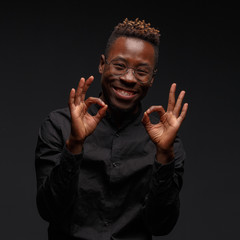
112;162;119;167
104;221;110;226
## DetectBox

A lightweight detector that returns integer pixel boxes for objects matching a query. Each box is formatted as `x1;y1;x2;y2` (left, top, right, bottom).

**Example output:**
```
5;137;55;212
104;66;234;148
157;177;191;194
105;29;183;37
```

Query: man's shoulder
48;107;70;118
44;107;71;127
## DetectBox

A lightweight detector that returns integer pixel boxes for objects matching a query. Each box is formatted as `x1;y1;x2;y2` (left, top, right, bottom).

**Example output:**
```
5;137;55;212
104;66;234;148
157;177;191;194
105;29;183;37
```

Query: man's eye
113;63;126;70
136;69;149;76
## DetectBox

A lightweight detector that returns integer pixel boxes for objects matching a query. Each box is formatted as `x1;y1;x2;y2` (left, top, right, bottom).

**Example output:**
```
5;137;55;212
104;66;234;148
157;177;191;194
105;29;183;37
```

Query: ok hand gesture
66;76;108;154
142;83;188;164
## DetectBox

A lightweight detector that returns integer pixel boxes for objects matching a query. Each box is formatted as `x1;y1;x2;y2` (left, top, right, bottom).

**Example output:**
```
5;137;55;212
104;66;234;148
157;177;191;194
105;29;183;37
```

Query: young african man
35;18;188;240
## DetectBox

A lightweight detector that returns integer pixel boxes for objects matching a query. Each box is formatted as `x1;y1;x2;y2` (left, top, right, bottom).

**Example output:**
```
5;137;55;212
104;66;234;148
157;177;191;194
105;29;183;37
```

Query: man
35;18;188;240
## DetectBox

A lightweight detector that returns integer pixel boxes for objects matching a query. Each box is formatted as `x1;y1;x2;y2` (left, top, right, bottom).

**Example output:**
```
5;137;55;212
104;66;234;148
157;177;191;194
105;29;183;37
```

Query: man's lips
112;87;137;100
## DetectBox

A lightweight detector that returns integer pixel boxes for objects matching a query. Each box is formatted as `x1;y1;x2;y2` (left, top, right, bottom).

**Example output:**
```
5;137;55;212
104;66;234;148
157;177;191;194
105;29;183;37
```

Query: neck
109;105;139;128
99;93;140;128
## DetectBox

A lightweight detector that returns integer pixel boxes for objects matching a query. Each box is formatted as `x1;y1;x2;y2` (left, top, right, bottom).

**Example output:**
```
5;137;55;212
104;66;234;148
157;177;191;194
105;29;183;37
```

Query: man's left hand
142;83;188;164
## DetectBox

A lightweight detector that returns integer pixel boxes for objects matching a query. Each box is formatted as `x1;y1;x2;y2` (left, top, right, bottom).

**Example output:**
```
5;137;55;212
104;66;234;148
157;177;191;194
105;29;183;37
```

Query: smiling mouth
113;87;137;99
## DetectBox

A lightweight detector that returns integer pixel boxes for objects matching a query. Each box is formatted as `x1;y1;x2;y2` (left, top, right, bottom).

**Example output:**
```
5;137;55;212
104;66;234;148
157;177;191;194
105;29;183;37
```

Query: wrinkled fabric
35;104;186;240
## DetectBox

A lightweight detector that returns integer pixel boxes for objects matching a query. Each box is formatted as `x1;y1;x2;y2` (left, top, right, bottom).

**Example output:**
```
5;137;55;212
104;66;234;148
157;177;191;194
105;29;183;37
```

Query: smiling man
99;37;155;115
35;18;188;240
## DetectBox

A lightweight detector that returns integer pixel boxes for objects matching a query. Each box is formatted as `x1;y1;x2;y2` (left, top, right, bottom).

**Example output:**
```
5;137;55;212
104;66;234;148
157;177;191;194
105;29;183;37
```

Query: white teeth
117;90;133;96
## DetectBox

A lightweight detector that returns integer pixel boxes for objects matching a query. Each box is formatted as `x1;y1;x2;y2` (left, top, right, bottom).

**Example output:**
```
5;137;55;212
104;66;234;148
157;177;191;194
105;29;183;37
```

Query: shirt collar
89;102;143;129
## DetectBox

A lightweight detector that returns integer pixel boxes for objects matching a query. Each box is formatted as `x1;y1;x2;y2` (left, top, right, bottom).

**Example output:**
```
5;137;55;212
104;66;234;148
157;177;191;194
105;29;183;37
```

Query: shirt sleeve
143;136;185;236
35;110;83;223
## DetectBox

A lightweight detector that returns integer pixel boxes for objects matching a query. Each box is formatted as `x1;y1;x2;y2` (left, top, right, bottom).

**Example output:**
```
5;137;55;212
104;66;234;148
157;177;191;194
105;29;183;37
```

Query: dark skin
66;37;188;164
99;37;155;117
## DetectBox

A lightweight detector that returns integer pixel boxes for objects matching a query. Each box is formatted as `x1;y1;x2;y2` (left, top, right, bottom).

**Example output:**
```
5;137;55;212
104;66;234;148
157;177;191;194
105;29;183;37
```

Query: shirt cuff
59;145;83;176
150;158;175;194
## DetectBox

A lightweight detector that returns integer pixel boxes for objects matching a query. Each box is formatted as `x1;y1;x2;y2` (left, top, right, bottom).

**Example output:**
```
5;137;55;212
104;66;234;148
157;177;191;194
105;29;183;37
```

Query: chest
82;120;156;179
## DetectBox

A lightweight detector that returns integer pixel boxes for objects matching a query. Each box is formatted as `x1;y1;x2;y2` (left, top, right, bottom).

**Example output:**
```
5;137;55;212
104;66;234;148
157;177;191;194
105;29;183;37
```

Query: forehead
108;37;155;65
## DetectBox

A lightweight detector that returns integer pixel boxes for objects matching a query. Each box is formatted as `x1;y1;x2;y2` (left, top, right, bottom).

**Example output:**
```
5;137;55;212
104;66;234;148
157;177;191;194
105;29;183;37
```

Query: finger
142;106;166;127
68;88;75;108
93;104;108;123
167;83;176;112
75;78;85;105
146;105;166;119
142;110;150;125
81;76;94;102
173;90;185;117
85;97;106;109
178;103;188;124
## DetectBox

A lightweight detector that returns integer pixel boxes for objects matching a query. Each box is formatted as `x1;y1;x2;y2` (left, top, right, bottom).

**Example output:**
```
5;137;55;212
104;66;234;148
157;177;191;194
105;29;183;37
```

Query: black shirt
35;104;186;240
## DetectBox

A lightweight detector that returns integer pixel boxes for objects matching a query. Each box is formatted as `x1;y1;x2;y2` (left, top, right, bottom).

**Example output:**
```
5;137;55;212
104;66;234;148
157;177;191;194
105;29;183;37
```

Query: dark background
1;1;239;239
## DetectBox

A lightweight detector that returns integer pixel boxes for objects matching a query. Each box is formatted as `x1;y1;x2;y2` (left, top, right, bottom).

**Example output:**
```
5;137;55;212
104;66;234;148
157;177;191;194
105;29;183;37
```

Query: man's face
99;36;156;113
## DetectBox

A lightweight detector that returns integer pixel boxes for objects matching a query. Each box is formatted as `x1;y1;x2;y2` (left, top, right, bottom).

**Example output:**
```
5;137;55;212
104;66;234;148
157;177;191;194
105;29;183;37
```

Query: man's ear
149;77;154;87
98;54;105;74
149;69;157;87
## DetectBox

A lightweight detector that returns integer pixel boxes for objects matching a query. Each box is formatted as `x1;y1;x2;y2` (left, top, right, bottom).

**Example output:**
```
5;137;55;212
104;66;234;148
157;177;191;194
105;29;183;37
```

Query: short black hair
105;18;160;68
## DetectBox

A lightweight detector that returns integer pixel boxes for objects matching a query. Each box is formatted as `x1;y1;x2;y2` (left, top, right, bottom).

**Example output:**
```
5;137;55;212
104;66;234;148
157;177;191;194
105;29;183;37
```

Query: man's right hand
66;76;108;154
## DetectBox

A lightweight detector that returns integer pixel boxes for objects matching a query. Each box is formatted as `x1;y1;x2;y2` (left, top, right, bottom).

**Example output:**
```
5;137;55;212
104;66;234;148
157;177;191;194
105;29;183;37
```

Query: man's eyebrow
137;63;151;67
111;57;151;67
111;56;127;62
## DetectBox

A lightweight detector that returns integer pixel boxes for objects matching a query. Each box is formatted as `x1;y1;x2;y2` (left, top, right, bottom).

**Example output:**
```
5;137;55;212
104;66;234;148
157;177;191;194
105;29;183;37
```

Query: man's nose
120;69;137;84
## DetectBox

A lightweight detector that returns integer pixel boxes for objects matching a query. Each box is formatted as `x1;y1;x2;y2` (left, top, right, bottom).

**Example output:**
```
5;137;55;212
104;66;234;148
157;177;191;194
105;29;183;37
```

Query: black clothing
35;104;185;240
